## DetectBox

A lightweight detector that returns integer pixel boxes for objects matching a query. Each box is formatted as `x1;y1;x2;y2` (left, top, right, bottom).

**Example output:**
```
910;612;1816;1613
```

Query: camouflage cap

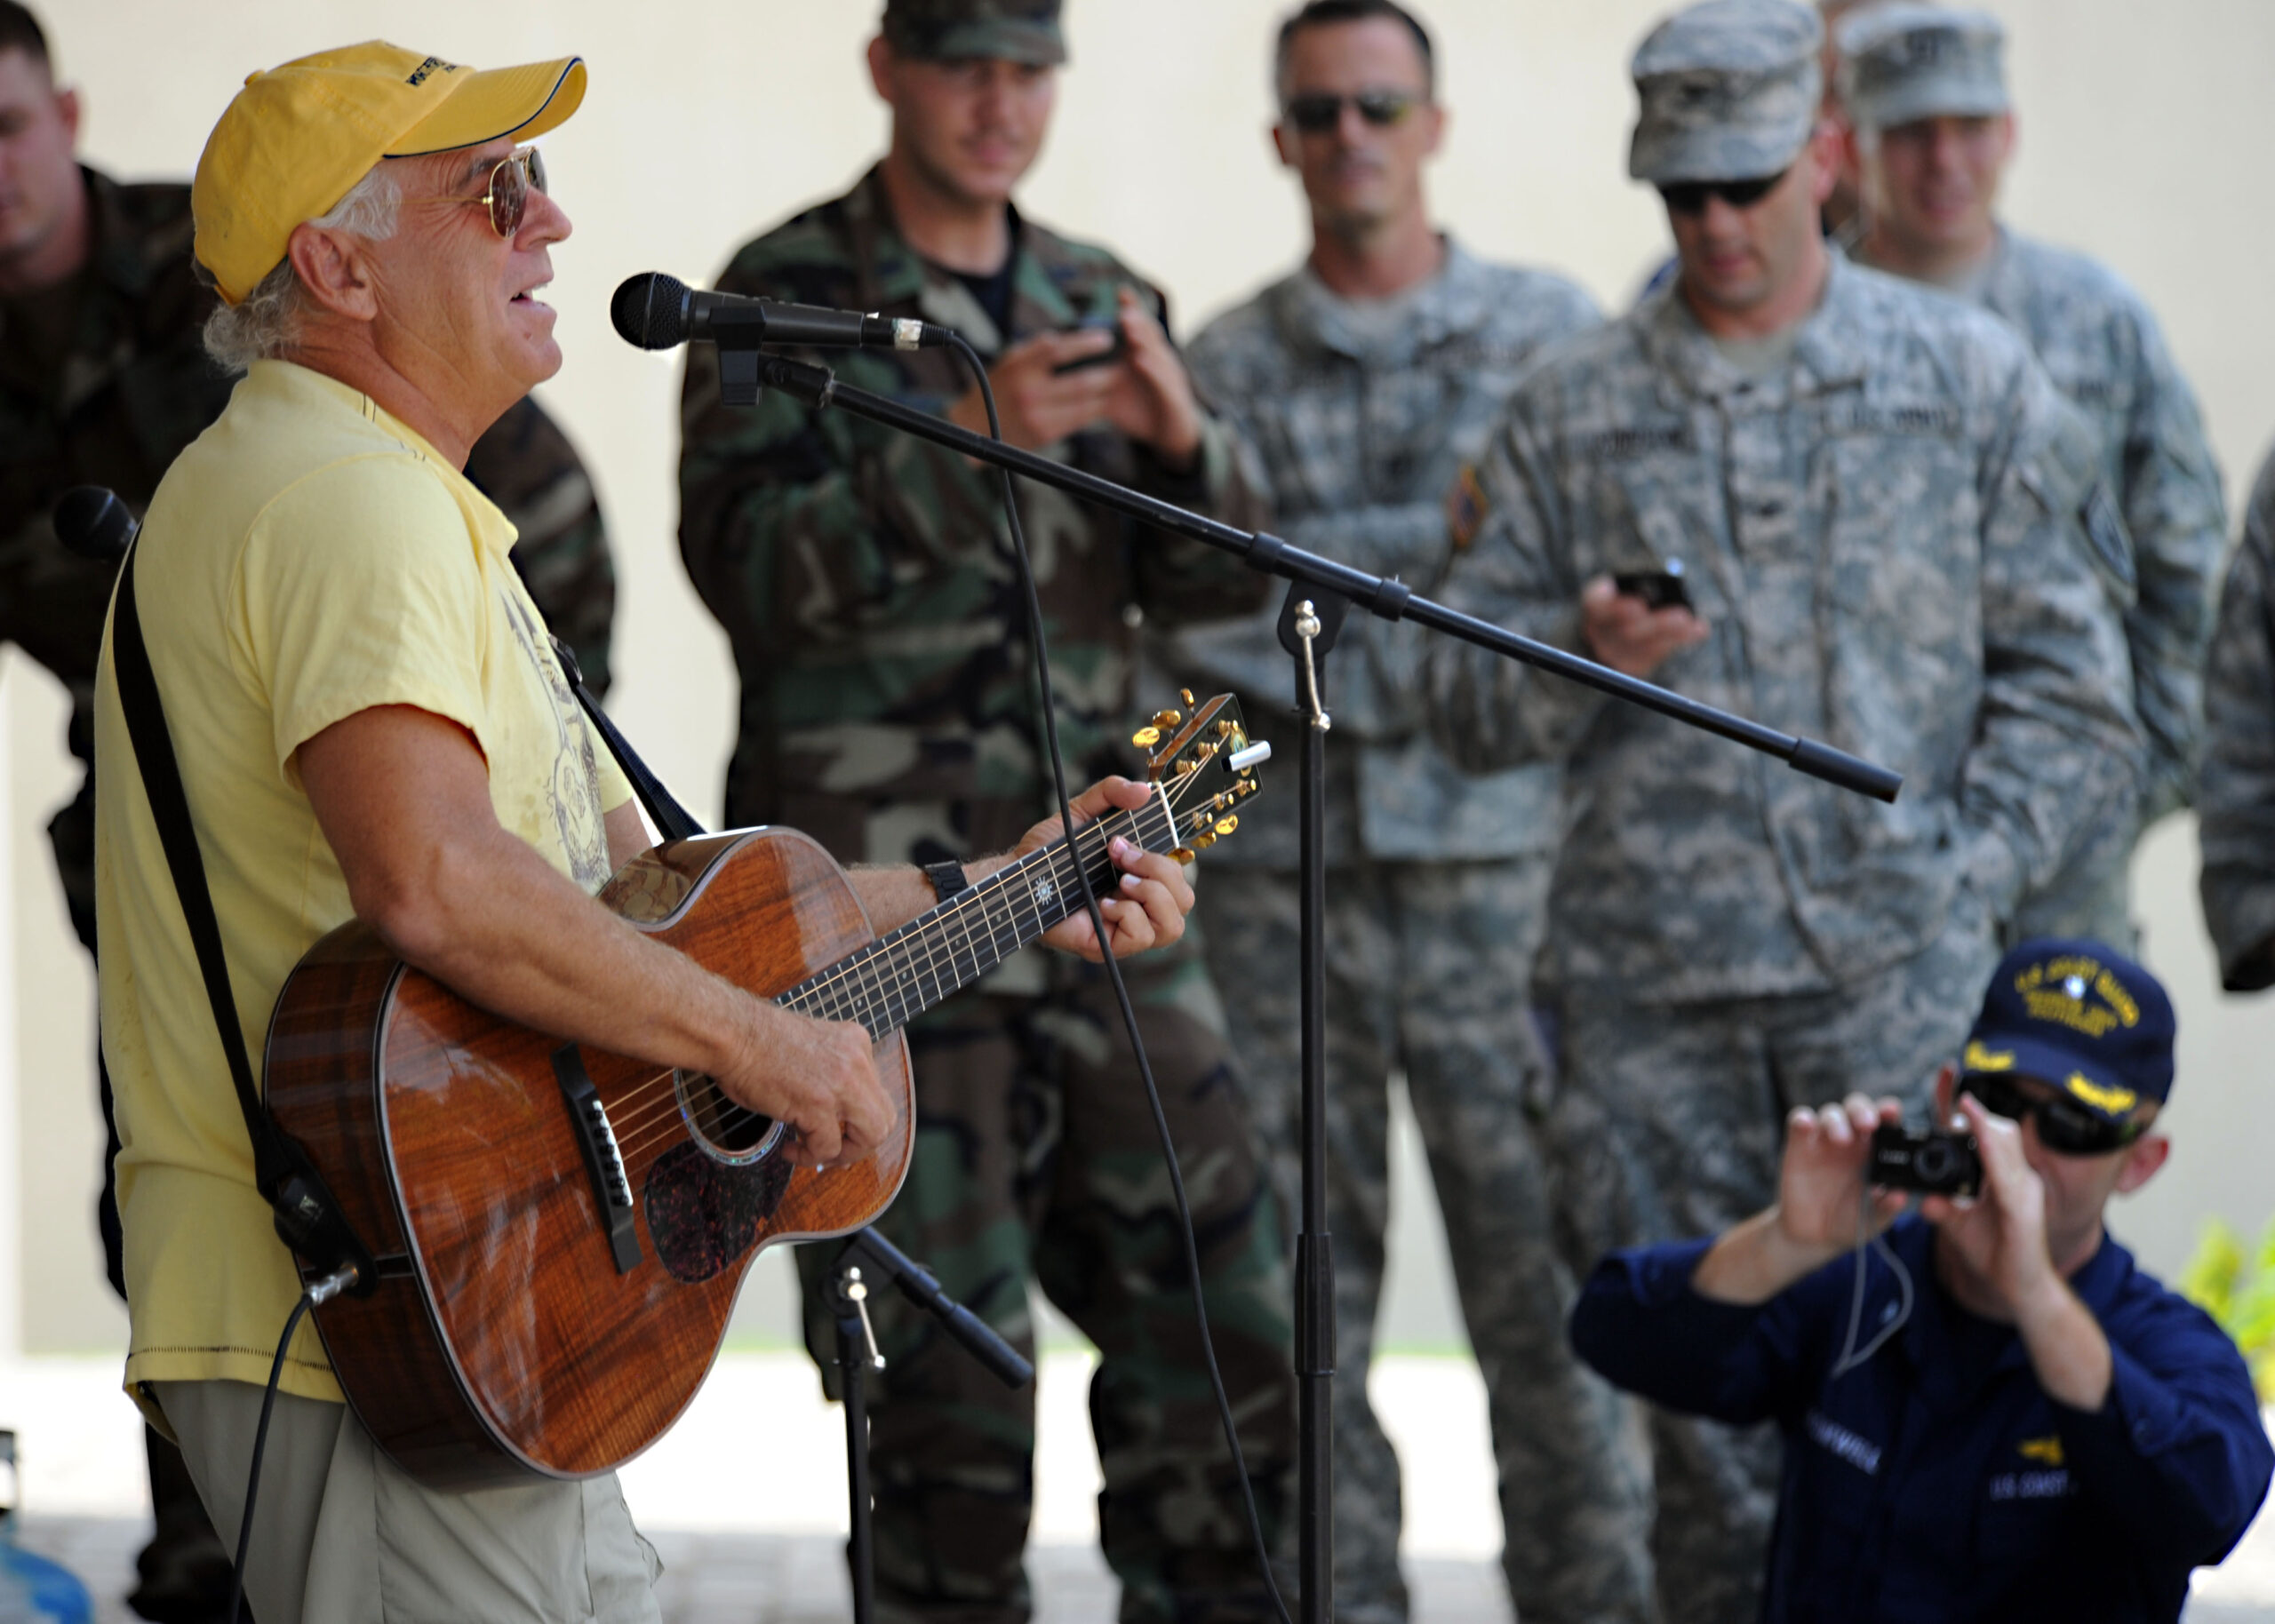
1628;0;1824;184
881;0;1066;67
1837;3;2008;133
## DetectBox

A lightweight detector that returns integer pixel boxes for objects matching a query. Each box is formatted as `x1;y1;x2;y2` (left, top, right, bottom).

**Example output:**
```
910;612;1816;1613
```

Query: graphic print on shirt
501;586;611;892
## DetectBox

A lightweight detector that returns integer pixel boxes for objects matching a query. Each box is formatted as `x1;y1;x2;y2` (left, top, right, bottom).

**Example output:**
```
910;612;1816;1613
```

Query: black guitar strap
109;542;374;1291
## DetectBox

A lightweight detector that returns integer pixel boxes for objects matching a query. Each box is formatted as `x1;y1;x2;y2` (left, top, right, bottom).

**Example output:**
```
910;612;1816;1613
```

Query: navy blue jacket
1572;1217;2272;1623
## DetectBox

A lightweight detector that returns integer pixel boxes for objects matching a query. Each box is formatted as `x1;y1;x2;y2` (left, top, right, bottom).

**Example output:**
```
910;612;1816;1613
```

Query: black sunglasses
1656;167;1789;217
1281;91;1421;134
1957;1071;2147;1158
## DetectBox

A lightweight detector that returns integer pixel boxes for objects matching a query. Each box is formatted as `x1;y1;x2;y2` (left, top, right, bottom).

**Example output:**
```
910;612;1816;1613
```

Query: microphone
55;485;139;561
611;272;950;353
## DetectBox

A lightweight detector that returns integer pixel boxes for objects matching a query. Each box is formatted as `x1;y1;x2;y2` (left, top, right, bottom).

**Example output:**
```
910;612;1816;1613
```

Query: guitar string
603;774;1215;1163
603;799;1175;1165
600;775;1218;1164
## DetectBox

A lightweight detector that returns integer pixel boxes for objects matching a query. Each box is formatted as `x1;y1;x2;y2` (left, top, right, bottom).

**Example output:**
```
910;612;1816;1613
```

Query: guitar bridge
554;1045;642;1274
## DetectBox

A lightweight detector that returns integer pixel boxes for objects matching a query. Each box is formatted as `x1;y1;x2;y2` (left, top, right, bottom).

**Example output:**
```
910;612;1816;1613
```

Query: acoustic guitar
261;693;1266;1489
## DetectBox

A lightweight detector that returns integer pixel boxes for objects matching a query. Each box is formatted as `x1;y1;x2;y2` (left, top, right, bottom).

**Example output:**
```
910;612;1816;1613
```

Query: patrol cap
881;0;1068;67
1960;939;2177;1124
1629;0;1824;184
1837;3;2008;134
192;42;587;306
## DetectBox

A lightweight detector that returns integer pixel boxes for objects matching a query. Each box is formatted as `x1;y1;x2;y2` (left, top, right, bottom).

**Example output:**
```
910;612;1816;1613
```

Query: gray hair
202;162;403;374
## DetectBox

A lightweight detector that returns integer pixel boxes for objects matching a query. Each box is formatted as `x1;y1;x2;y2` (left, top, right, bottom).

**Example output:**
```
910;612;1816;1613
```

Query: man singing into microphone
97;40;1199;1624
678;4;1294;1619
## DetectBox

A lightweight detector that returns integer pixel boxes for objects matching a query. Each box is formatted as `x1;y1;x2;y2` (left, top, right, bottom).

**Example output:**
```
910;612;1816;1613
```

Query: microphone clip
720;348;837;410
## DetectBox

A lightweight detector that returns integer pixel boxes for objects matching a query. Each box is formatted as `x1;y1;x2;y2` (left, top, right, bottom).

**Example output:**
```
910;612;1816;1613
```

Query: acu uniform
1841;4;2229;947
2198;445;2275;992
677;160;1293;1624
1169;243;1654;1624
1425;6;2142;1619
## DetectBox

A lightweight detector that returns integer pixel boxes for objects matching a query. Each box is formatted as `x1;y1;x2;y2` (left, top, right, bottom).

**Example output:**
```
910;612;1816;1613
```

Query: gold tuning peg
1191;832;1217;851
1174;758;1198;776
1179;688;1196;708
1131;725;1161;748
1217;719;1238;738
1214;816;1240;837
1171;847;1197;864
1151;709;1183;730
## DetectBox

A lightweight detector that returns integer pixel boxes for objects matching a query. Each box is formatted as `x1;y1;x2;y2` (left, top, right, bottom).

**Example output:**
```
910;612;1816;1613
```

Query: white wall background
9;0;2273;1353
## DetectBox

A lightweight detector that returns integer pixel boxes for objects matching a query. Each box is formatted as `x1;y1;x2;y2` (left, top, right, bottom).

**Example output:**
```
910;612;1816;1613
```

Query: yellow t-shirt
92;360;634;1413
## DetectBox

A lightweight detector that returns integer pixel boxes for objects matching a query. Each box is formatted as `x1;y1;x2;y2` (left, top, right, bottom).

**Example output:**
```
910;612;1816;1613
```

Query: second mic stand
830;1227;1034;1624
719;345;1903;1624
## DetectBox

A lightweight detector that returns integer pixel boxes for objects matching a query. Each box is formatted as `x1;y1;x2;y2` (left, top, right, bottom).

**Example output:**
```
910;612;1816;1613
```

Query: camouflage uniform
1840;4;2229;946
0;163;619;1612
2199;446;2275;993
676;166;1292;1624
1166;244;1653;1624
1427;245;2142;1623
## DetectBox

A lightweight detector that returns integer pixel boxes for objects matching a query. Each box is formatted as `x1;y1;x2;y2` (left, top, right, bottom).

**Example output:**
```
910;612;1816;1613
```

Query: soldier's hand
1101;287;1203;471
1579;574;1709;676
946;330;1123;452
717;1001;896;1167
1776;1093;1908;1253
1018;776;1196;963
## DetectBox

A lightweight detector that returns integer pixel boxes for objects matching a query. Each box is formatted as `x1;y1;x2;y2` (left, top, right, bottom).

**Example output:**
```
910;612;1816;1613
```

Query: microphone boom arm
737;351;1903;804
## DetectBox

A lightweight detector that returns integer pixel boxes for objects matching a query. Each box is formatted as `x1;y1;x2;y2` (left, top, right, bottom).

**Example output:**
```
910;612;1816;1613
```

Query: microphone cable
225;1262;359;1624
946;331;1292;1624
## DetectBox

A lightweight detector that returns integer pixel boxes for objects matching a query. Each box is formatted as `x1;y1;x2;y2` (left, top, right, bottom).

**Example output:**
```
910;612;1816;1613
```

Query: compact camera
1869;1121;1982;1198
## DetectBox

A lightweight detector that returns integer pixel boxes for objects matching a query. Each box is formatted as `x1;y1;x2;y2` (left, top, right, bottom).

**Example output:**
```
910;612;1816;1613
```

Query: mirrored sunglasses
1957;1071;2146;1158
466;147;548;240
1656;167;1789;218
1281;92;1420;134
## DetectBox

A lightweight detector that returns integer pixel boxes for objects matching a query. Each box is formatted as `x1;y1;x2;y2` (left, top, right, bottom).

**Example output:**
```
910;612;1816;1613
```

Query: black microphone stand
829;1228;1034;1624
713;345;1903;1624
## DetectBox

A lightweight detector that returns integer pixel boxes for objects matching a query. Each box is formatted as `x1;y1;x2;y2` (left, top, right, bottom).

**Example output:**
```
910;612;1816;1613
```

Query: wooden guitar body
263;827;913;1489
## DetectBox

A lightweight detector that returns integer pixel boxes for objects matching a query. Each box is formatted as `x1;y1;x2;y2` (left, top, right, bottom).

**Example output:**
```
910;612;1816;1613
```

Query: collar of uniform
843;163;1098;357
1274;235;1493;365
246;358;517;555
1639;249;1872;407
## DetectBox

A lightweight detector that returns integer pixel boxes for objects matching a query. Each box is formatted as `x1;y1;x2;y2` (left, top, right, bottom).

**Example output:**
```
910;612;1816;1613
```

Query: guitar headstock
1132;689;1270;861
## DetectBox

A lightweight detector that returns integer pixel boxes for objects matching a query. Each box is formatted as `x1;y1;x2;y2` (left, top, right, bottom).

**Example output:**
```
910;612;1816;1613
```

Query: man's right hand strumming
719;1003;897;1168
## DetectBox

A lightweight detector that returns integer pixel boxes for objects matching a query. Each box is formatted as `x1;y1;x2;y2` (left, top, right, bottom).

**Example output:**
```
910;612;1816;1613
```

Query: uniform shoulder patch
1448;463;1490;552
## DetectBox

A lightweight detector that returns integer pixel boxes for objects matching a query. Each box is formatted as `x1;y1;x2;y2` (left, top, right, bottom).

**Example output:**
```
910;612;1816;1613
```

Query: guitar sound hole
676;1071;783;1163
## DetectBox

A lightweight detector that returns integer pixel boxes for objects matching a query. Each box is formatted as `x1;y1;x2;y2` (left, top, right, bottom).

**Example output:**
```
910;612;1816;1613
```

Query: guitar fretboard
775;789;1178;1039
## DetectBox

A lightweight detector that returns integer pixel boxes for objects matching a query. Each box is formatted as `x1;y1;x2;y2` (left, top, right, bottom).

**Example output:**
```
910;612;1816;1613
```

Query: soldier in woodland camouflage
676;4;1292;1620
1163;5;1648;1620
1840;3;2227;947
1425;4;2139;1620
0;9;617;1615
2199;447;2275;993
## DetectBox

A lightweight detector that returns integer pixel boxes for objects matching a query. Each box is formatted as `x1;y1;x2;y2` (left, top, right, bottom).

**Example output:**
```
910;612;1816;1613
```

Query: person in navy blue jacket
1571;937;2272;1623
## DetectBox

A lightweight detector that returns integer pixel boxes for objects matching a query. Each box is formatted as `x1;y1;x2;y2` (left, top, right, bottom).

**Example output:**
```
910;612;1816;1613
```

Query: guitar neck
775;786;1177;1038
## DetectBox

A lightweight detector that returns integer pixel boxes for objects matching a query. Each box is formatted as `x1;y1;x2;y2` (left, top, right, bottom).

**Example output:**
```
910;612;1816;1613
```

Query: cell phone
1613;560;1693;612
1051;316;1128;375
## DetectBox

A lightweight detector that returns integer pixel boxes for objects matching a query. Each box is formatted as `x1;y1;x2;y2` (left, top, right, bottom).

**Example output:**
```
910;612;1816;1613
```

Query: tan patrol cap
192;41;587;306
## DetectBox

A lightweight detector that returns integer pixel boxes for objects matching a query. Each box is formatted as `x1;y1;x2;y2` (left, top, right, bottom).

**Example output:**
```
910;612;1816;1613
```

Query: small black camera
1869;1121;1982;1198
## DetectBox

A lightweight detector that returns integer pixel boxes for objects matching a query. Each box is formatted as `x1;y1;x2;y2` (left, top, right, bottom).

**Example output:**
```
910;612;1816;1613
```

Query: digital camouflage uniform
1167;243;1653;1624
676;165;1293;1624
1427;250;2142;1624
1840;4;2228;947
0;164;618;1617
2199;446;2275;993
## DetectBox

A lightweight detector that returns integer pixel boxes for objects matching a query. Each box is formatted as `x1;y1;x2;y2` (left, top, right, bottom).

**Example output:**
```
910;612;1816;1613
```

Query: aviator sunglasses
1656;166;1789;217
462;147;548;239
1281;91;1421;133
1956;1071;2148;1158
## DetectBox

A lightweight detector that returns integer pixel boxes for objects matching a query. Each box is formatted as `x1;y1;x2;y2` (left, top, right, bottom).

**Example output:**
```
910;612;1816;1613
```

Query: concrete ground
9;1349;2275;1622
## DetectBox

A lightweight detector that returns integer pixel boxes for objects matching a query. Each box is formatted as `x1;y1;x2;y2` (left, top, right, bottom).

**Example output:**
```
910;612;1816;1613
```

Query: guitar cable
947;333;1293;1624
227;1261;360;1624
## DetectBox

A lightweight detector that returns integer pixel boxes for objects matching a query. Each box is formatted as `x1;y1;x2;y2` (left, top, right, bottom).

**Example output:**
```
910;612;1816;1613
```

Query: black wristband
923;859;972;903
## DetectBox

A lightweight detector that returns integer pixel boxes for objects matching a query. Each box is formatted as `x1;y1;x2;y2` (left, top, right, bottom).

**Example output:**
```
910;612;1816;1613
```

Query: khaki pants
155;1381;661;1624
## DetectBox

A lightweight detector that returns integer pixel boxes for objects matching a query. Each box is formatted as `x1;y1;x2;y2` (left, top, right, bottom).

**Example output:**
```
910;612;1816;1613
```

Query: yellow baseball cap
192;41;587;306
